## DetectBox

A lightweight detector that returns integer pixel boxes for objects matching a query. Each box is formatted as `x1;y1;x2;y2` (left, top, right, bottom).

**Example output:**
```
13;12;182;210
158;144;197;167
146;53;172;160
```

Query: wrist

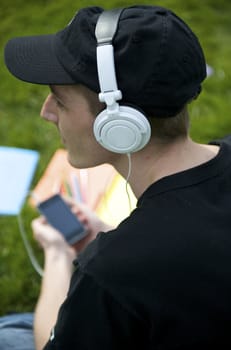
44;244;76;264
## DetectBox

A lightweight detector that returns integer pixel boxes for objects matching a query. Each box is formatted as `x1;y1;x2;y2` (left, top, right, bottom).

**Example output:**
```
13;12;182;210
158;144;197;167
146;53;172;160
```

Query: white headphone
94;8;151;154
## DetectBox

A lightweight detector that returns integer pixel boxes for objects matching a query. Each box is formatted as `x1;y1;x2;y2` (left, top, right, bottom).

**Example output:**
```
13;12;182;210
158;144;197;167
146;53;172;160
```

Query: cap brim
4;34;76;85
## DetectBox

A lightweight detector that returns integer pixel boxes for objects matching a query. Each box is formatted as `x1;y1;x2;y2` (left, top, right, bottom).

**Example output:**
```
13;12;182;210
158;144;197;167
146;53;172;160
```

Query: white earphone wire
125;153;132;213
17;191;44;277
17;211;44;277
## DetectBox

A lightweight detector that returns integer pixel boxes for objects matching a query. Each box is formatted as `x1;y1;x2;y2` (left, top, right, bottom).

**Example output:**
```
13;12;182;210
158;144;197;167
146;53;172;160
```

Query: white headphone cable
125;153;132;213
17;192;44;277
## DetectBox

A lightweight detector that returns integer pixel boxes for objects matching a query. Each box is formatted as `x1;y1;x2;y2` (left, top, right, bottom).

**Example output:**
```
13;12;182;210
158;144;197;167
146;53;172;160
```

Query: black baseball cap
4;5;207;117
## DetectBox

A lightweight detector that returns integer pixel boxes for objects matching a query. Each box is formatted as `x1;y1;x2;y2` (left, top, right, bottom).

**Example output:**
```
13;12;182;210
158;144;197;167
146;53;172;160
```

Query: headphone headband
93;8;151;154
95;8;123;45
95;9;123;104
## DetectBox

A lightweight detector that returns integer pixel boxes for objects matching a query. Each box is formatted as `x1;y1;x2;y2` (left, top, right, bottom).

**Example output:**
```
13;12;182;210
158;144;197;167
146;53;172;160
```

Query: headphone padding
93;105;151;153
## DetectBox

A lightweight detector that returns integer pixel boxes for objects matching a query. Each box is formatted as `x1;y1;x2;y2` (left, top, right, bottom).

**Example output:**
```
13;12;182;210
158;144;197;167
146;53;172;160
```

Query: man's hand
32;196;114;254
64;197;115;252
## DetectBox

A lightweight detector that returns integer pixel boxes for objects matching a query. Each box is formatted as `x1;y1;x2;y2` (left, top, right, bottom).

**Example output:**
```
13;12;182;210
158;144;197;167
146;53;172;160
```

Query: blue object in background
0;146;39;215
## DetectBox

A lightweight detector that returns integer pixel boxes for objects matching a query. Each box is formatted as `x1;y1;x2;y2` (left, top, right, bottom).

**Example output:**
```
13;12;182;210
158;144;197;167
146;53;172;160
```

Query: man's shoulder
77;231;108;270
210;134;231;147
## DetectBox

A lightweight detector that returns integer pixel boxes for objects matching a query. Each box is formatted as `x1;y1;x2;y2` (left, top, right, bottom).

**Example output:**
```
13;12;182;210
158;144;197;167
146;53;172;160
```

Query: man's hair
148;106;190;142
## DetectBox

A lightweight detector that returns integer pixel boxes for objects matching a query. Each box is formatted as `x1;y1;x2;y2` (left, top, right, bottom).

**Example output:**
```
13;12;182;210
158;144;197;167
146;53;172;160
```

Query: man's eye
55;99;65;109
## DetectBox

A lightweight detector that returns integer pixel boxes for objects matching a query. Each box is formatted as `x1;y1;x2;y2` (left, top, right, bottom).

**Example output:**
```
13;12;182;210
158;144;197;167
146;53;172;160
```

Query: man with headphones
4;5;231;350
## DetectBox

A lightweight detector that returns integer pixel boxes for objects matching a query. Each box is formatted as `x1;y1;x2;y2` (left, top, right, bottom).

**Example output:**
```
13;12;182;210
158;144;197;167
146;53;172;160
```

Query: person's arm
32;198;114;350
32;218;76;350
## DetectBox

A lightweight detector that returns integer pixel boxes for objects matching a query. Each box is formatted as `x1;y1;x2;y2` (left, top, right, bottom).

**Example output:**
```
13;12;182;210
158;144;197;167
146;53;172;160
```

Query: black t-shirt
44;137;231;349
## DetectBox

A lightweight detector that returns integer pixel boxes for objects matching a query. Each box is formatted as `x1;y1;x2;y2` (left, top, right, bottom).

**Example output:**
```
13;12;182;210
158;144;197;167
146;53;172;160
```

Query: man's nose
40;94;58;123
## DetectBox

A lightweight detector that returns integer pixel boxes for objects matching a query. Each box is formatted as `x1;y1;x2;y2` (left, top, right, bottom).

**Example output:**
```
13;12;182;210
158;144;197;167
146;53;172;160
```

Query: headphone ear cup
93;106;151;154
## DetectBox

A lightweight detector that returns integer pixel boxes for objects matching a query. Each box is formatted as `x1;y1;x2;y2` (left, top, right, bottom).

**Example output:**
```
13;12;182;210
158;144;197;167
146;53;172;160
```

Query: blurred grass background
0;0;231;315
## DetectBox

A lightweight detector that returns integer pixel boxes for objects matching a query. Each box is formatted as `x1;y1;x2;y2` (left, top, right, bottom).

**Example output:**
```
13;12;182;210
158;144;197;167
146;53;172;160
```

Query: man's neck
114;137;219;199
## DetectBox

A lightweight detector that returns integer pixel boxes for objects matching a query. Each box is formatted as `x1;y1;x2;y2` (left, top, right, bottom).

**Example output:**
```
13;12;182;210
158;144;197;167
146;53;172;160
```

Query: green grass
0;0;231;315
